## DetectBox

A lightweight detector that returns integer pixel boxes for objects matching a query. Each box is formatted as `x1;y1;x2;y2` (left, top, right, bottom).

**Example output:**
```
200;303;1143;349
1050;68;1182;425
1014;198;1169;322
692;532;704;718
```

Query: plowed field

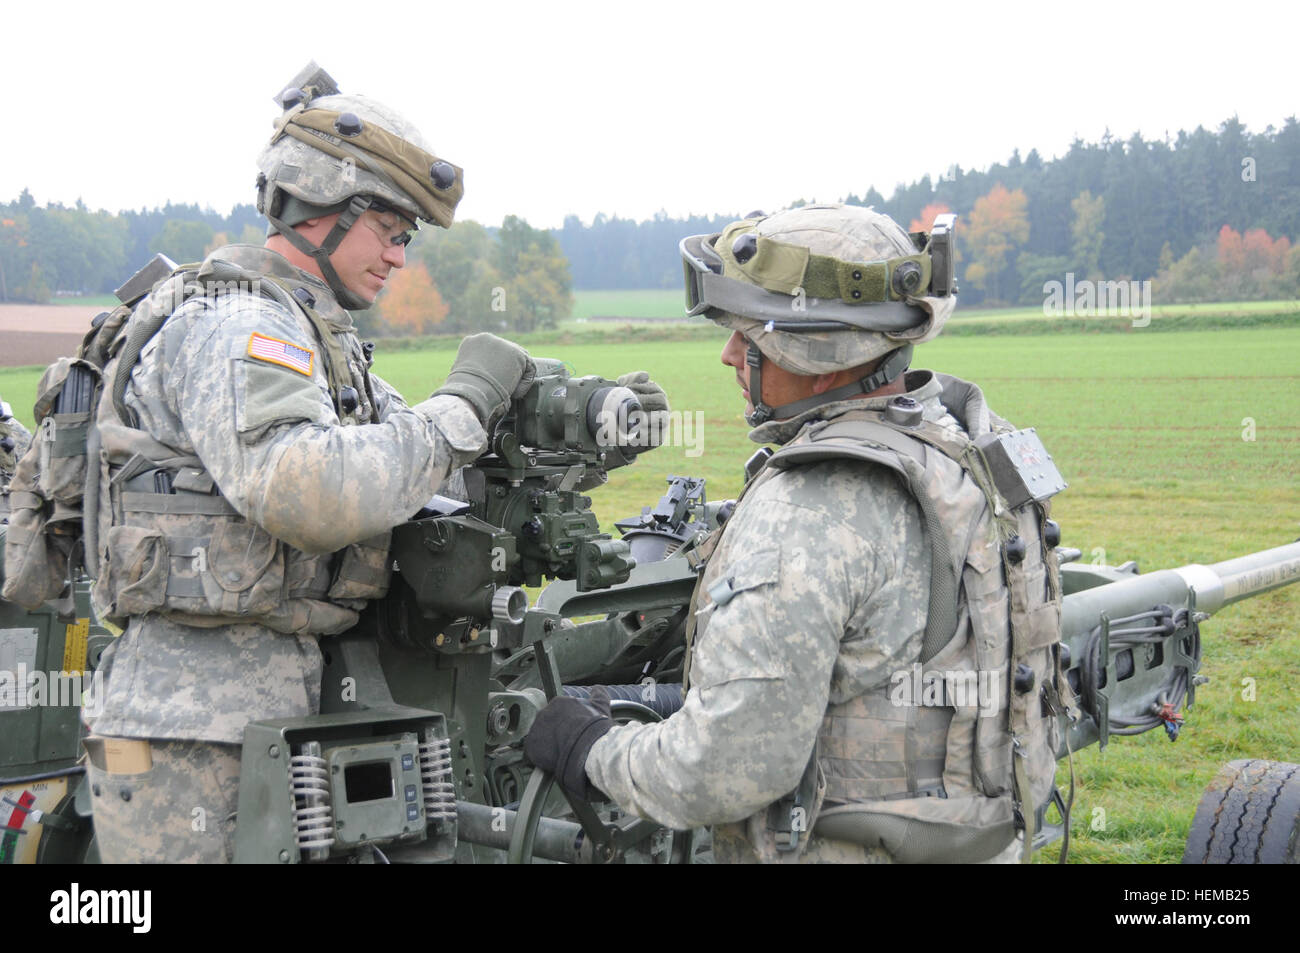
0;305;99;367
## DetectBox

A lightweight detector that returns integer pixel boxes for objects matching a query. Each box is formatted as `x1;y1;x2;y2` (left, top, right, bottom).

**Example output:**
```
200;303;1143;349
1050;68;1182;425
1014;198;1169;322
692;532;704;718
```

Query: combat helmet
256;62;465;310
680;203;957;424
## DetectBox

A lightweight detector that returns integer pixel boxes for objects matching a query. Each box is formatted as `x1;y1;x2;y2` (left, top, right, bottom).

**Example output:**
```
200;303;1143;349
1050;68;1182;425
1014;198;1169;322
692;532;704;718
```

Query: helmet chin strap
745;343;914;426
264;193;375;311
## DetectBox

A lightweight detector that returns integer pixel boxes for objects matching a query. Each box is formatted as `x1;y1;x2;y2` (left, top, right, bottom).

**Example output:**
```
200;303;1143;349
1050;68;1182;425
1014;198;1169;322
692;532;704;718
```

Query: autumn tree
378;261;449;335
1217;225;1290;274
909;202;951;234
962;184;1029;304
1216;225;1292;298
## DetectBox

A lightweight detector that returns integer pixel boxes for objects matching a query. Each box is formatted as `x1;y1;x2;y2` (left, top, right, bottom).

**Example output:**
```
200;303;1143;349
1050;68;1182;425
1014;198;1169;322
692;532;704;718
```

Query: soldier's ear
811;372;840;396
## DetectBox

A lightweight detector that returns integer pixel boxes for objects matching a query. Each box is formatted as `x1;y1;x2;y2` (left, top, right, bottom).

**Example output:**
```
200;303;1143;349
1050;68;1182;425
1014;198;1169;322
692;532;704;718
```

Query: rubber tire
1182;760;1300;863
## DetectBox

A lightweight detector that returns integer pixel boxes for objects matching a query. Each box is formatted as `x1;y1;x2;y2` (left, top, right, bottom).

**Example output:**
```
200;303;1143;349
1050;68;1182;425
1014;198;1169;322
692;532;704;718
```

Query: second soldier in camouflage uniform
527;204;1059;863
0;399;32;495
0;399;33;527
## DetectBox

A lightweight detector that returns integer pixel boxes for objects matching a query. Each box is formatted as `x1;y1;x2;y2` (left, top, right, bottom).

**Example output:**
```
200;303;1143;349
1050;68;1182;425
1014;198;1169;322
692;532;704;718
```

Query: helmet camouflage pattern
258;91;463;231
681;203;956;374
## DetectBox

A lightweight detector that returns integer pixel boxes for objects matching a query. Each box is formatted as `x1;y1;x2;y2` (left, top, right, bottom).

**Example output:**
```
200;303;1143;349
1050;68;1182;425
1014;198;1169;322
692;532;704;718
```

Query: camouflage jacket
1;404;33;492
586;370;975;862
85;244;485;744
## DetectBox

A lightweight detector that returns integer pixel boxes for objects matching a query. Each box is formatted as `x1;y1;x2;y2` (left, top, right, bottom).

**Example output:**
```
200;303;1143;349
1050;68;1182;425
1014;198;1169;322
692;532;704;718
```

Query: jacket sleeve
585;494;857;830
169;298;486;554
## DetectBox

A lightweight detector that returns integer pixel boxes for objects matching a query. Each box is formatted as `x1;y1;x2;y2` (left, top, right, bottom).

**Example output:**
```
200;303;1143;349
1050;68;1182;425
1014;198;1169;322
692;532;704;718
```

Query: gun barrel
1205;541;1300;608
1062;540;1300;634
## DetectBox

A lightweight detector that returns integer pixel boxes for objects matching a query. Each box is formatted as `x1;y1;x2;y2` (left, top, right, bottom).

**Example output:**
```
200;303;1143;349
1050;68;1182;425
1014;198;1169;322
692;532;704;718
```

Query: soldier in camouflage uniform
0;399;33;492
80;74;537;863
527;204;1060;863
1;399;33;525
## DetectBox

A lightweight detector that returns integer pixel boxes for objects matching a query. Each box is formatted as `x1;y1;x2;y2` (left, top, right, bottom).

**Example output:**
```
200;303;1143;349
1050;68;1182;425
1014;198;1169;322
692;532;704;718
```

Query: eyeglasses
362;201;418;248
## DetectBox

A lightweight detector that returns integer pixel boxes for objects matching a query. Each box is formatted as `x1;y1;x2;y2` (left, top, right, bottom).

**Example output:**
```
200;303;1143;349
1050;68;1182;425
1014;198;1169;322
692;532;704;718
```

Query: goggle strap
746;341;773;426
696;270;927;331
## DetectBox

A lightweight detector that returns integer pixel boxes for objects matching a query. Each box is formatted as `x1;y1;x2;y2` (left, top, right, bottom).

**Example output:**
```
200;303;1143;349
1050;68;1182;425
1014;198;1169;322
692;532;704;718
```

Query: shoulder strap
110;266;202;428
260;276;359;421
769;419;959;664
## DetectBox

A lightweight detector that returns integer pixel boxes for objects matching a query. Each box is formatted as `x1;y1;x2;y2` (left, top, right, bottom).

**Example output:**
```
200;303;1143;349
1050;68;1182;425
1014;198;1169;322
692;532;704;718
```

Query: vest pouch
202;519;285;617
2;492;74;609
104;524;168;616
33;358;100;506
37;411;93;504
327;530;393;602
815;793;1017;863
1;438;73;608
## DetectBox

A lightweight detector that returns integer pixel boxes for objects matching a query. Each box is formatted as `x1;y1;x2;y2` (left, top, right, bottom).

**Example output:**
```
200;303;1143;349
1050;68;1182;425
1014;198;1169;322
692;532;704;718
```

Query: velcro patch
247;332;314;376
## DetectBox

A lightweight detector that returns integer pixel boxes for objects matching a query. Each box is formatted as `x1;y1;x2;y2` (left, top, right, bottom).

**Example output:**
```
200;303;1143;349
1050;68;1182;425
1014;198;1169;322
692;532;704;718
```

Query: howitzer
2;361;1298;862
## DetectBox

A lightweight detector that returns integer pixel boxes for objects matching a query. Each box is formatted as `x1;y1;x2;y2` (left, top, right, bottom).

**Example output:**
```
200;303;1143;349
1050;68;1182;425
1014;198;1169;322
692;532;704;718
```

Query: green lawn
2;323;1297;863
571;289;683;321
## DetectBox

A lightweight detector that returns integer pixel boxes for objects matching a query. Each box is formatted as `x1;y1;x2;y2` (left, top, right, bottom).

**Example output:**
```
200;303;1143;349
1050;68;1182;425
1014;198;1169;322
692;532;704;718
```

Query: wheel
1182;759;1300;863
507;700;680;863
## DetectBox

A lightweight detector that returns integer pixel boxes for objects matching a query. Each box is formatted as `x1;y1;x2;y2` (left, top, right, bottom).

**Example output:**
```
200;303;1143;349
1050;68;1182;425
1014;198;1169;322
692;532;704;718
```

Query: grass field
1;323;1296;863
572;289;684;320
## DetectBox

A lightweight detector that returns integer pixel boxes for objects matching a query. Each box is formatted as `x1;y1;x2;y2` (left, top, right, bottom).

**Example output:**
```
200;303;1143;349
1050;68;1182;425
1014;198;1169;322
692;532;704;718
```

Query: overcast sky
3;1;1296;229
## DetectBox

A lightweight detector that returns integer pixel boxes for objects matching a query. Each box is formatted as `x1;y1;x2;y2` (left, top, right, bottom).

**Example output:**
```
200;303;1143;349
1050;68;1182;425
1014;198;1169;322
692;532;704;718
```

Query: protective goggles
364;200;419;248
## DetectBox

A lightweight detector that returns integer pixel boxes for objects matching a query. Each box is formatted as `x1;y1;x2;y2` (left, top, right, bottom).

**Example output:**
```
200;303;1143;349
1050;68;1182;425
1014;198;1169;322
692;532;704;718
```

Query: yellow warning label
61;618;89;676
0;777;68;865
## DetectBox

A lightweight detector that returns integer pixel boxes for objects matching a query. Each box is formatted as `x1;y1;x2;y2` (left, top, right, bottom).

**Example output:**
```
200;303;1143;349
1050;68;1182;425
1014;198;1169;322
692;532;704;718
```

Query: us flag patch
247;333;314;376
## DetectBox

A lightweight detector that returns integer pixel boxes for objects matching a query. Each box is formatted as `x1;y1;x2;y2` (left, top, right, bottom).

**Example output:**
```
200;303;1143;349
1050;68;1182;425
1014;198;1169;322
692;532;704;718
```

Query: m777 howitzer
1;364;1298;864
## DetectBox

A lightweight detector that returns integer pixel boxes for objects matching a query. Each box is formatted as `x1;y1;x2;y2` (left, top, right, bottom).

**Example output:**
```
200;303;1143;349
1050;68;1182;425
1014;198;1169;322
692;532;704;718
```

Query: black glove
435;333;535;430
524;686;615;800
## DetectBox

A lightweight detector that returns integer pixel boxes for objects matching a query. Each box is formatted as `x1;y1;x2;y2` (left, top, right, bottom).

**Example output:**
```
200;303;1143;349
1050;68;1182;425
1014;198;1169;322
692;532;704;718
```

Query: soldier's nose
721;331;746;368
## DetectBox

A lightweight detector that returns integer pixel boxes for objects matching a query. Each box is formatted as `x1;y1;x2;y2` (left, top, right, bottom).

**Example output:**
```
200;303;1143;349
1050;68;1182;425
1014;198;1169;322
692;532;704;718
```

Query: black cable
0;765;85;785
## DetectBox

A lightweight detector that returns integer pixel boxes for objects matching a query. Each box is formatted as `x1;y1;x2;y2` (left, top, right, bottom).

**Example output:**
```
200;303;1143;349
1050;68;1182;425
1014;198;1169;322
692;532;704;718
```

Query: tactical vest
3;254;392;635
690;374;1070;863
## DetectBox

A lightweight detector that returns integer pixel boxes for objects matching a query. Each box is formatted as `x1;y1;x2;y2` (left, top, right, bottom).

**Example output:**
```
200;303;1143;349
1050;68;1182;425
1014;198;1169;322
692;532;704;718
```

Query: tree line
3;115;1297;320
555;116;1300;306
0;190;571;335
